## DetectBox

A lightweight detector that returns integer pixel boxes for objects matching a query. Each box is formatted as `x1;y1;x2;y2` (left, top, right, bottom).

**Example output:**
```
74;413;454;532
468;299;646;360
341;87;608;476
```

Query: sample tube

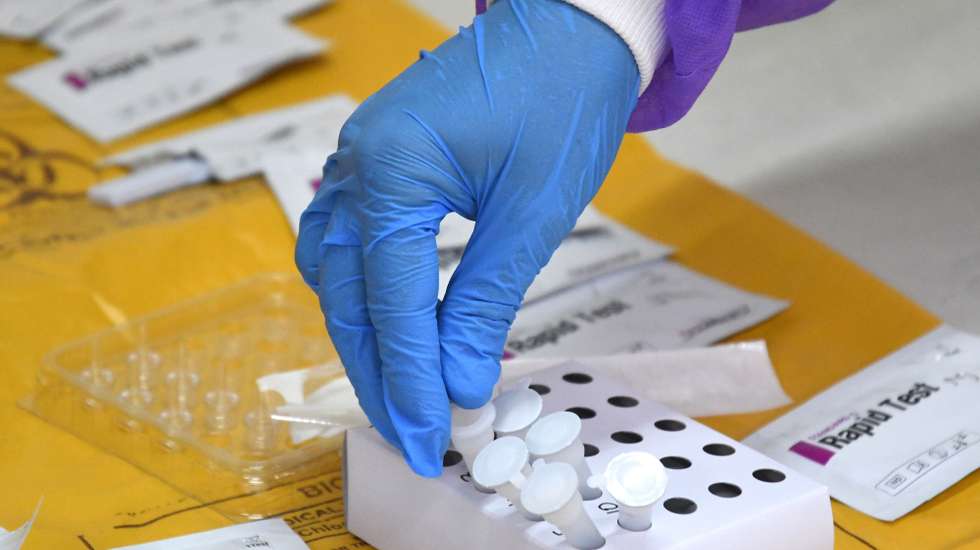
471;437;541;521
450;403;497;493
121;324;159;408
521;460;605;550
160;342;194;435
81;339;113;408
204;341;240;433
492;379;543;438
525;411;601;500
593;451;668;532
244;390;280;455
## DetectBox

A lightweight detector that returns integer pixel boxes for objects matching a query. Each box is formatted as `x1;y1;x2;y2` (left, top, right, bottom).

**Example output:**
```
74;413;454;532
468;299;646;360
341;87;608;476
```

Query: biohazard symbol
0;130;101;209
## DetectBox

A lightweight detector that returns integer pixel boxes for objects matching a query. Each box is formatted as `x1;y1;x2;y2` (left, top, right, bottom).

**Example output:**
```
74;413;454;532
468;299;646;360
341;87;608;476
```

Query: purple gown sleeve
476;0;834;133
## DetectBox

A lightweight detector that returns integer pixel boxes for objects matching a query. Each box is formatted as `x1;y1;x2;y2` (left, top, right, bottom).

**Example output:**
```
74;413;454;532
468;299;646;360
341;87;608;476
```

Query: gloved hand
295;0;639;476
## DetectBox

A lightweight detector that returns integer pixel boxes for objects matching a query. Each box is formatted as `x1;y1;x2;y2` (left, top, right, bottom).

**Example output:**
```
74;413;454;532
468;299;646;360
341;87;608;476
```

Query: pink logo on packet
63;72;88;90
310;178;321;192
789;441;835;465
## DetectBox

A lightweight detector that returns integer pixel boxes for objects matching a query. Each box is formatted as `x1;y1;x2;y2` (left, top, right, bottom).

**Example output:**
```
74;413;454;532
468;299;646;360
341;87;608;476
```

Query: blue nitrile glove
295;0;639;476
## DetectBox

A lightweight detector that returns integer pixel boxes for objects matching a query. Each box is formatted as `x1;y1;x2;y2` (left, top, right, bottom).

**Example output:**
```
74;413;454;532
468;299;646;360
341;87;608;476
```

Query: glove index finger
317;213;402;454
360;220;449;478
296;151;351;291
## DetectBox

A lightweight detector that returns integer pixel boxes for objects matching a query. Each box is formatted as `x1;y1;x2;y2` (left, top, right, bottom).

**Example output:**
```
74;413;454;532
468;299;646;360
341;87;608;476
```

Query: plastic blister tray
21;273;342;519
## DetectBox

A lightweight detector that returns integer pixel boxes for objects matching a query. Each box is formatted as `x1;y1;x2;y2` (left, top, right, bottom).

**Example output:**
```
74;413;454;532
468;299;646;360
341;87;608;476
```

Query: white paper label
744;325;980;520
0;0;89;39
109;518;308;549
9;14;325;142
502;342;791;417
42;0;329;51
505;260;788;358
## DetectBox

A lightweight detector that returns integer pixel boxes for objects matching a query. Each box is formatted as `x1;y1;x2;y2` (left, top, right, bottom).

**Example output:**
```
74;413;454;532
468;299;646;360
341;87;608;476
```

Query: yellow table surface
0;1;976;548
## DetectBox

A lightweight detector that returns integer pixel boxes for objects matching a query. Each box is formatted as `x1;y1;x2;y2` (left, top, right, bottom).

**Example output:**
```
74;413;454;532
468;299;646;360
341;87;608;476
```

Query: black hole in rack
584;443;599;457
660;456;692;470
529;383;550;395
654;419;686;432
566;406;596;419
663;497;697;515
703;443;735;456
443;450;463;467
607;395;639;407
708;482;742;498
611;431;643;444
753;468;786;483
562;372;593;384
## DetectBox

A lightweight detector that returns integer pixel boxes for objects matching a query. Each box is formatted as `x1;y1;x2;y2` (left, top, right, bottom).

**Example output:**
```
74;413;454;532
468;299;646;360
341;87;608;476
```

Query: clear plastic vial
472;437;541;521
525;411;602;500
450;403;497;494
521;460;605;550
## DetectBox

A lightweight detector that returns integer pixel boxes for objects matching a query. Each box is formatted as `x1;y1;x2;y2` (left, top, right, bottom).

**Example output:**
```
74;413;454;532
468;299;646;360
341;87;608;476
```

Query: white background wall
406;0;980;332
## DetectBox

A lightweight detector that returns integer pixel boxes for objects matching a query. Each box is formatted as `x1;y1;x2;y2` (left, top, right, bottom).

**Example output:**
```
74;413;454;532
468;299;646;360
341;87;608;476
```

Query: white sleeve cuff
484;0;668;95
560;0;668;94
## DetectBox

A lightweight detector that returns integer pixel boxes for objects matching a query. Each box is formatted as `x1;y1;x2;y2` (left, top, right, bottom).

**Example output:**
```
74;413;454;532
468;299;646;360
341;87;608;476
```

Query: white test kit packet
42;0;329;52
0;0;88;39
502;342;790;418
437;207;673;303
89;95;355;206
107;94;355;179
108;518;308;549
8;13;326;142
88;156;213;207
506;260;788;358
261;148;327;234
744;325;980;520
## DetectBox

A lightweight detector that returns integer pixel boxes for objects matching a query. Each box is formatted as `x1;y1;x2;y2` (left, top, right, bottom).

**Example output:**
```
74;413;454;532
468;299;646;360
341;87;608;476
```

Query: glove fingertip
446;369;497;409
401;427;449;478
443;344;500;409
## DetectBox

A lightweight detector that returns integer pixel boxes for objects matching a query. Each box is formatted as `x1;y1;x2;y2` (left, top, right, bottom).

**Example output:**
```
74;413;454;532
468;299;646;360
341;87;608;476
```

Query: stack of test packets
255;146;788;354
7;0;331;142
104;123;788;357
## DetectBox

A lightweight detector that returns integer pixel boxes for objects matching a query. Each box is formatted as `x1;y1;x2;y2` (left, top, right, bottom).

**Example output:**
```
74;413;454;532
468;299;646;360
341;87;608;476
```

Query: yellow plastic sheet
0;1;976;548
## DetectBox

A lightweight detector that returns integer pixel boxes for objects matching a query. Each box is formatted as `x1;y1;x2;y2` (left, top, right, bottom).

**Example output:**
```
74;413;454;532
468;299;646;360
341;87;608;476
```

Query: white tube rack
345;361;833;550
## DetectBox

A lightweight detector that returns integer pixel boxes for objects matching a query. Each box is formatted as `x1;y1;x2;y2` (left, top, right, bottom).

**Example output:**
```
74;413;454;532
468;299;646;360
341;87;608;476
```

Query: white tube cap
472;436;529;489
525;411;581;457
492;381;543;435
603;451;668;507
521;460;580;516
